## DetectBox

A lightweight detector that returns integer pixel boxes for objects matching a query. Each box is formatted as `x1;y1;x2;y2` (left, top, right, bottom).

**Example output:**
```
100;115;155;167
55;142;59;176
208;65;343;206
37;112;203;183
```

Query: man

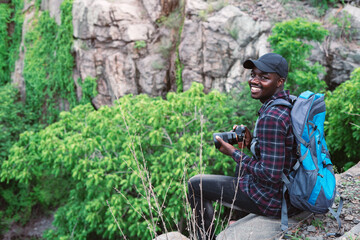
188;53;299;240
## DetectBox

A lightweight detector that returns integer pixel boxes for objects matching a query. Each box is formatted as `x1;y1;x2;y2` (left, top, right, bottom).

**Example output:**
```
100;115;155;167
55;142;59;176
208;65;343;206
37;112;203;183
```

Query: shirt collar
258;90;290;115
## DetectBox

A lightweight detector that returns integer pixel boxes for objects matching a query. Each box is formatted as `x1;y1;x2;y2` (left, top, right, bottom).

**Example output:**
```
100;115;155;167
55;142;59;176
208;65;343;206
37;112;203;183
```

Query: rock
40;0;64;25
137;54;169;96
308;237;323;240
215;211;312;240
152;232;189;240
307;225;317;232
178;20;203;92
345;215;354;221
185;0;208;16
142;0;162;23
343;4;360;41
180;4;271;94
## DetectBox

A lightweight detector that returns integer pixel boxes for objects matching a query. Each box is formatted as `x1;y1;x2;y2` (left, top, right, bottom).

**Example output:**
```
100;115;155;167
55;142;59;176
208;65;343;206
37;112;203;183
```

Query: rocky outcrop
71;0;181;108
310;4;360;89
11;0;360;109
68;0;360;107
180;4;271;93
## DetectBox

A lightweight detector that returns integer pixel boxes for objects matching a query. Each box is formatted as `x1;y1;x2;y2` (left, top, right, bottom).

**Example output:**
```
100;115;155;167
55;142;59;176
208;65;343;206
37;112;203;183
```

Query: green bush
1;83;244;239
79;76;98;104
0;4;12;85
325;68;360;168
0;84;33;161
0;84;43;234
268;18;328;95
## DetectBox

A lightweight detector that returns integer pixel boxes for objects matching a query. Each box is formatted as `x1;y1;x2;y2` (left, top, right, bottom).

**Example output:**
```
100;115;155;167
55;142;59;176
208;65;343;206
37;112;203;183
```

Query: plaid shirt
232;90;298;217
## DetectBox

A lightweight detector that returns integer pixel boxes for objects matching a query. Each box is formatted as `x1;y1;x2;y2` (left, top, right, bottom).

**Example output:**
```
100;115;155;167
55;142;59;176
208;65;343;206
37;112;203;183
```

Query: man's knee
188;174;203;195
187;175;202;192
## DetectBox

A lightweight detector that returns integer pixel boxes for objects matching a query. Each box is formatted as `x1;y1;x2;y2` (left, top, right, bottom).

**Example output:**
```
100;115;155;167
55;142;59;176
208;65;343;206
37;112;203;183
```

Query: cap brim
243;60;275;73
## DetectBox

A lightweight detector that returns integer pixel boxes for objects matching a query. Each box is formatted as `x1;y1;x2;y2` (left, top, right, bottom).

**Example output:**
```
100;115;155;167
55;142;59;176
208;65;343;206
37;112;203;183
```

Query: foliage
79;76;98;104
0;4;12;85
308;0;337;12
0;0;98;234
175;9;185;93
0;84;32;162
134;40;146;49
1;83;244;239
22;0;77;124
325;68;360;168
227;82;261;129
7;0;24;80
0;84;41;234
175;50;184;93
268;18;328;95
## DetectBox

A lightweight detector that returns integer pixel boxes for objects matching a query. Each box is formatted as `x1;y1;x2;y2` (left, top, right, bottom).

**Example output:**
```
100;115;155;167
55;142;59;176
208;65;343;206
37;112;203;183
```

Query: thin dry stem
106;200;127;240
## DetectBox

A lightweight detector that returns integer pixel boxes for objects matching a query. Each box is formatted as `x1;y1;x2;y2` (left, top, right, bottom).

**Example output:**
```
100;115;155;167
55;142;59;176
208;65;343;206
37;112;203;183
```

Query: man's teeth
251;86;261;93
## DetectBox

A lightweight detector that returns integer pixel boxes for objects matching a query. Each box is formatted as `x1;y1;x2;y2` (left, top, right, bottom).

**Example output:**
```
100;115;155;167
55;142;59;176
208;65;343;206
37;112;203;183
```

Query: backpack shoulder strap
270;98;293;109
251;98;293;158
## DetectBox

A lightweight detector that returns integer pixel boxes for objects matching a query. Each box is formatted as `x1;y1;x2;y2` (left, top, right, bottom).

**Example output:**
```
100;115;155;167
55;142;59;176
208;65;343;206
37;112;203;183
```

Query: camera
213;125;246;149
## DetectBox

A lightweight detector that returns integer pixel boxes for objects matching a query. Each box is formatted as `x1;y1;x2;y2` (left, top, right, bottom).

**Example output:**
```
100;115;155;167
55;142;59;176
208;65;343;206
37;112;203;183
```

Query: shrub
268;18;328;95
78;76;98;104
325;68;360;169
0;84;44;234
1;83;244;239
0;4;12;85
0;84;32;162
134;40;146;49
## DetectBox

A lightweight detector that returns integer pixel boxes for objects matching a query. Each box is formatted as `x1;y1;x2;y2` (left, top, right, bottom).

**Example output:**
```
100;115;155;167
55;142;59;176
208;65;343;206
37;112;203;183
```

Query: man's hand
233;124;252;150
215;136;237;156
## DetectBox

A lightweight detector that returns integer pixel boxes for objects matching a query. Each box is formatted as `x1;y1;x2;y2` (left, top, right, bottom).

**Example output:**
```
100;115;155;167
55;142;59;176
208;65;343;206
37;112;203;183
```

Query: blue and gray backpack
251;91;343;234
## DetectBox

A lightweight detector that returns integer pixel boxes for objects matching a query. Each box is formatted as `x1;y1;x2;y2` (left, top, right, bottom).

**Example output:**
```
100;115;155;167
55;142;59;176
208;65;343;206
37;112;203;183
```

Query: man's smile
250;85;262;93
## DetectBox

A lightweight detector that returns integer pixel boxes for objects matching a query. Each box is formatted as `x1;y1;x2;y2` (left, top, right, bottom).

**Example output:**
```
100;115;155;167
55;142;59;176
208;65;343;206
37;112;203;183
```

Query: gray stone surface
216;211;312;240
41;0;64;25
335;223;360;240
153;231;189;240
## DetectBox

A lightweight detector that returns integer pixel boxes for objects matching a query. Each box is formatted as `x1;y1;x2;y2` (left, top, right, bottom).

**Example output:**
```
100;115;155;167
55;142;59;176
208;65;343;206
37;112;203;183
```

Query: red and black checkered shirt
232;90;298;217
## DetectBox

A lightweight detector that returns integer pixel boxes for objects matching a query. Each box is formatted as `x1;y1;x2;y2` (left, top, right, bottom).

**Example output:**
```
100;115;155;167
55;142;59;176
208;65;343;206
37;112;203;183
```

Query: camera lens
213;132;237;149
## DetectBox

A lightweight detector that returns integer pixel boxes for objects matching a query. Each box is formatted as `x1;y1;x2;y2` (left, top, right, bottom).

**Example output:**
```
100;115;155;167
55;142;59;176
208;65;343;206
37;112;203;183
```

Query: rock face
68;0;360;107
71;0;172;108
180;4;271;93
11;0;360;108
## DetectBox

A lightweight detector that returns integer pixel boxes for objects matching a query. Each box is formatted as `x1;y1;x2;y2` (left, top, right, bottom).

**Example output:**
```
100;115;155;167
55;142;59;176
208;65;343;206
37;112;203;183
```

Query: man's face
248;67;284;103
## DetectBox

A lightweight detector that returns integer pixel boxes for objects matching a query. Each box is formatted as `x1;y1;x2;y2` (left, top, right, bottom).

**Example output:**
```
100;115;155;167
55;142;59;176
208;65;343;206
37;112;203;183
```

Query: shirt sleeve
232;149;250;164
242;115;288;184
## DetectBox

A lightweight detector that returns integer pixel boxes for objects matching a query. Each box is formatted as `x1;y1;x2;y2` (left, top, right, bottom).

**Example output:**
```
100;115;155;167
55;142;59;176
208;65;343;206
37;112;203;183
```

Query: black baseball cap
243;53;288;78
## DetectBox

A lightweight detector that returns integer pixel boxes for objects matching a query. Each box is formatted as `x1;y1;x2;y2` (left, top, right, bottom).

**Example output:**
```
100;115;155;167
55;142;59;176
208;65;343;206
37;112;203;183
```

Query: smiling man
188;53;299;240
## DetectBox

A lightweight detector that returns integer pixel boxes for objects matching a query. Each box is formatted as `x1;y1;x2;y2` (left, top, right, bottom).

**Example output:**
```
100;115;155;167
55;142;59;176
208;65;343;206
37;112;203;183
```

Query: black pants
187;174;263;240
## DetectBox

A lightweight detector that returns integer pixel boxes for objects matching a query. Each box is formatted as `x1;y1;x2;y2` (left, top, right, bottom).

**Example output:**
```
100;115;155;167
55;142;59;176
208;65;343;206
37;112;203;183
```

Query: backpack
250;90;343;235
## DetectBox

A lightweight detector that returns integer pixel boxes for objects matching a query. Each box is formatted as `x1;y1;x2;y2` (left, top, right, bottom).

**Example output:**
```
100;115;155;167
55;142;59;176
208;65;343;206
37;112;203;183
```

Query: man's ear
277;77;285;88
